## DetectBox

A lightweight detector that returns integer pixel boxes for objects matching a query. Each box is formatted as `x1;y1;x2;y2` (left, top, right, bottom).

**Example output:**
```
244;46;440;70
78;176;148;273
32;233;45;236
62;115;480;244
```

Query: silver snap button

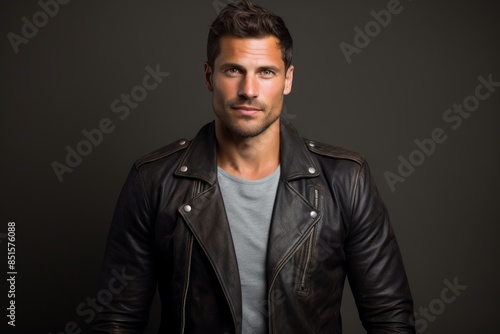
179;140;187;146
308;167;316;174
180;166;188;173
310;211;318;219
183;205;192;213
308;142;315;148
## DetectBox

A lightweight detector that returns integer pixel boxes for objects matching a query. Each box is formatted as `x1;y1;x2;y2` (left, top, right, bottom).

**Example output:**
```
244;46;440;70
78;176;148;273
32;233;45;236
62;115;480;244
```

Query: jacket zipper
268;241;304;334
299;188;319;292
299;227;316;292
268;188;320;333
268;225;319;332
180;180;203;334
180;234;193;334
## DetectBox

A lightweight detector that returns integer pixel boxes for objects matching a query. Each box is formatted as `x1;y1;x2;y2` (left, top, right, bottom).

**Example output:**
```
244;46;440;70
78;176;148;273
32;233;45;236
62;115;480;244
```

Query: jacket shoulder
304;138;365;166
135;138;191;168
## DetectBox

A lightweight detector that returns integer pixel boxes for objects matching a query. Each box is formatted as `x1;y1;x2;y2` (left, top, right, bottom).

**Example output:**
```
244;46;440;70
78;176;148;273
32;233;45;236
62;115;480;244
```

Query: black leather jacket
93;119;415;333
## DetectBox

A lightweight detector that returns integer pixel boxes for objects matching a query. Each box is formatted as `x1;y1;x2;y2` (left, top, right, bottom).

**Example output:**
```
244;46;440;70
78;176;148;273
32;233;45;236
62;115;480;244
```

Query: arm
93;166;157;333
345;160;415;333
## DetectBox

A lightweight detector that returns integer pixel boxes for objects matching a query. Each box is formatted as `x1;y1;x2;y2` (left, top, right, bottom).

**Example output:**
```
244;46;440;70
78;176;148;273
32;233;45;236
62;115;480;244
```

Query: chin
232;118;279;138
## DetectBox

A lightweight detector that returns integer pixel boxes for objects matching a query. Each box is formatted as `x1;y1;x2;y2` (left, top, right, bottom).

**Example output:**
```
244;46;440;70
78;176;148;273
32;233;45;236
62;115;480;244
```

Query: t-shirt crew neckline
217;165;281;185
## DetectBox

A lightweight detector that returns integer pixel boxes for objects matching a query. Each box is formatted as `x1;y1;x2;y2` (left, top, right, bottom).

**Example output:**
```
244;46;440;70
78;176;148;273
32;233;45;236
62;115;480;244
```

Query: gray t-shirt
217;166;281;334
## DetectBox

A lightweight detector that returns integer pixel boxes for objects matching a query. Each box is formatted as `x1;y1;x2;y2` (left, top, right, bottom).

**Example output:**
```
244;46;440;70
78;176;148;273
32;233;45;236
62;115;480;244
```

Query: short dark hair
207;0;293;70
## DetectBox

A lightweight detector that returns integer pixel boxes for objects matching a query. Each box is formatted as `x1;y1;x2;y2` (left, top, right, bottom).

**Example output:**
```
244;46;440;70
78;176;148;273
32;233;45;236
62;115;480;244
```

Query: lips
231;105;262;116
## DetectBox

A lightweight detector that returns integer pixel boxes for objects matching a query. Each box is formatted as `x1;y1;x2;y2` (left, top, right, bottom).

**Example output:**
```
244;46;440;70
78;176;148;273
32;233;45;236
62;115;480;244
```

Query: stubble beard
215;99;281;138
217;108;280;139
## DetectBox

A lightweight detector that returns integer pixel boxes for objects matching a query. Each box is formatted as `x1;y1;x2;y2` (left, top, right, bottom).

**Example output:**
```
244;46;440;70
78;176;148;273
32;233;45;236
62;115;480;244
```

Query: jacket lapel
179;184;242;326
266;119;322;286
175;122;242;327
266;180;321;285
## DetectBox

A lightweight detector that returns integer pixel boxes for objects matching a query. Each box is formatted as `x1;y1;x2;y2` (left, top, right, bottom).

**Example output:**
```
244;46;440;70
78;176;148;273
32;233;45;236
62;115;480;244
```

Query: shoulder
135;138;191;169
303;138;365;167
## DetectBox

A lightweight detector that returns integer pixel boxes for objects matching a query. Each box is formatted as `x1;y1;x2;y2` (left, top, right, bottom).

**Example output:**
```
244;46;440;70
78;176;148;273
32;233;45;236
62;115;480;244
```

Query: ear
283;65;294;95
204;62;214;92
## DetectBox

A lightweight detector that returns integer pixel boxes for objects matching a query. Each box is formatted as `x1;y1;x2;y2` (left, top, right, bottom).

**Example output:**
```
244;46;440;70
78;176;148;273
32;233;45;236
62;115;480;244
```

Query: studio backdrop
1;0;499;333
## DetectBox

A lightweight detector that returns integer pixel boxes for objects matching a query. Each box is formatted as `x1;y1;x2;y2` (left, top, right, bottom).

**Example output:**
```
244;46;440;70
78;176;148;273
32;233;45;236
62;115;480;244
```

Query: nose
238;74;259;100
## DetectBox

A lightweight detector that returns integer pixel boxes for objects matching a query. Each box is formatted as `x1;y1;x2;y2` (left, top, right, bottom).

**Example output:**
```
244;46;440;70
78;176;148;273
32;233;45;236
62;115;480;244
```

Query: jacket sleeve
344;160;415;333
93;166;157;333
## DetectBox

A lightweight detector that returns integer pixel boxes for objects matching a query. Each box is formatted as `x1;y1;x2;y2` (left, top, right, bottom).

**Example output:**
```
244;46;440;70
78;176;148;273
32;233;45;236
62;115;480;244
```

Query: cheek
265;82;286;101
213;78;235;98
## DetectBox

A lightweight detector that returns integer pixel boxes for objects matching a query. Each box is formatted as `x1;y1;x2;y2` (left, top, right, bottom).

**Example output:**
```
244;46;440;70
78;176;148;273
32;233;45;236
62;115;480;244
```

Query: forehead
216;35;284;67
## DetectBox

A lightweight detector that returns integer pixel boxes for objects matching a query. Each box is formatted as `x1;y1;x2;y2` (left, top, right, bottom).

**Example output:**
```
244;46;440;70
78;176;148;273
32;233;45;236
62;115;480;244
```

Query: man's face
205;35;294;138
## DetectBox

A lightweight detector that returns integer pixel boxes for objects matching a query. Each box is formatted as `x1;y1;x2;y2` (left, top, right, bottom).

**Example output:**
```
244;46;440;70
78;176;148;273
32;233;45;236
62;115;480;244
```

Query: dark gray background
1;0;499;333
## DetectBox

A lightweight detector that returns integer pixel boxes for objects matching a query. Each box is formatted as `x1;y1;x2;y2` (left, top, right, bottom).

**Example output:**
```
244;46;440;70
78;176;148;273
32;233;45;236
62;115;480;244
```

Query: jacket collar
175;117;320;182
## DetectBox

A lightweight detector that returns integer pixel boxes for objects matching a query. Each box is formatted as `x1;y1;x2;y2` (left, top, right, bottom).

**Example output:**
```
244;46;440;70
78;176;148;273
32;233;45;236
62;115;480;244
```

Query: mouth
231;105;262;116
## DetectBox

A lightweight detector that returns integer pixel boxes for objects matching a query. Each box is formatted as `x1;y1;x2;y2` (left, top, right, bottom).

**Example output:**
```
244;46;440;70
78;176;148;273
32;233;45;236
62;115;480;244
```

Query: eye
225;67;242;76
260;69;275;77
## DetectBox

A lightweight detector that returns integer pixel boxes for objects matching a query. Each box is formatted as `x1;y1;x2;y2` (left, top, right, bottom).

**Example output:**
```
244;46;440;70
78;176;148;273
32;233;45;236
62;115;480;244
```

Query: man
93;1;415;333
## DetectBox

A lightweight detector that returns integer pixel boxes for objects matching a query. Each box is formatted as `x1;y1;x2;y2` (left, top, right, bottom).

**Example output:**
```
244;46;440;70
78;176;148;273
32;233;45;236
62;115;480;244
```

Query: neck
216;120;280;180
